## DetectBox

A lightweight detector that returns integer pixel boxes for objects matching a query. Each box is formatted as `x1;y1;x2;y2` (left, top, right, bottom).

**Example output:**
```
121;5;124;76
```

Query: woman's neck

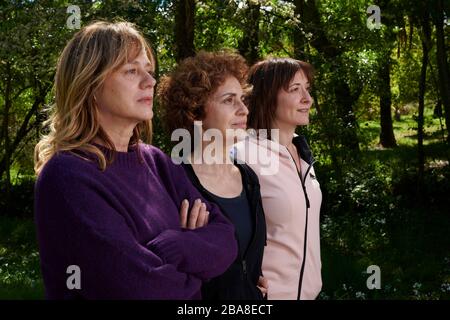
272;122;296;147
94;123;135;152
190;140;235;174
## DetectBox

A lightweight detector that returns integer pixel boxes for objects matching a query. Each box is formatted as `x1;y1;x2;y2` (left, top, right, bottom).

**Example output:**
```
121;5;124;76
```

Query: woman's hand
180;199;209;229
257;276;268;297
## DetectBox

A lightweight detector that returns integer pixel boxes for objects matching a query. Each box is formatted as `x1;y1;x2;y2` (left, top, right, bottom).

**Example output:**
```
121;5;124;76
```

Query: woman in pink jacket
234;58;322;300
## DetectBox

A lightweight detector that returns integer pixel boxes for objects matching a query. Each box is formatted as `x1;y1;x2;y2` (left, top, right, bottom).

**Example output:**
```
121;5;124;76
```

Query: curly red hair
157;50;248;136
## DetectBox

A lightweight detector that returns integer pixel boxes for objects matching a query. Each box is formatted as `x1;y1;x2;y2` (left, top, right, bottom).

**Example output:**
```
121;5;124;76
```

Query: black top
182;162;267;300
204;186;253;255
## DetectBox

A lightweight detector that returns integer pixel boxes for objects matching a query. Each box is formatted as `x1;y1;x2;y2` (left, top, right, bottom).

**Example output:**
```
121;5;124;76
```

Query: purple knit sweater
34;143;237;299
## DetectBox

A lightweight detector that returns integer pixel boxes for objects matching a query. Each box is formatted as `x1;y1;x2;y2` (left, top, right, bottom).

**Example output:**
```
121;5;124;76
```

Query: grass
360;105;447;148
0;216;44;299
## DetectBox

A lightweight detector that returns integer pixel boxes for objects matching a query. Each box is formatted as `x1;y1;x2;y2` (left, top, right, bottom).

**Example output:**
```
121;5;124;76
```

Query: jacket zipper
285;147;315;300
297;162;314;300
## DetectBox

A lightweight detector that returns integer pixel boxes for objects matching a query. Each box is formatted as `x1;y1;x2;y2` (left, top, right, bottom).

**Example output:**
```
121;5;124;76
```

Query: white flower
441;283;450;293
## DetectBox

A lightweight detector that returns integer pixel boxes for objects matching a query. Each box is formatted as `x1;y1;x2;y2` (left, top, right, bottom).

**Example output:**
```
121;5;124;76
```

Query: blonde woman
34;21;237;299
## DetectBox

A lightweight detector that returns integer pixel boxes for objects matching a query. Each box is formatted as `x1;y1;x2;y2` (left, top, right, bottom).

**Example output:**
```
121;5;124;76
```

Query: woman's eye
147;70;155;77
126;69;137;75
224;98;233;104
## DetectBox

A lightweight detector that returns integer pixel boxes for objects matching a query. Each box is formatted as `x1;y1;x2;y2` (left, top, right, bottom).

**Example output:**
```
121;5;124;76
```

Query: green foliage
0;0;448;300
318;153;450;300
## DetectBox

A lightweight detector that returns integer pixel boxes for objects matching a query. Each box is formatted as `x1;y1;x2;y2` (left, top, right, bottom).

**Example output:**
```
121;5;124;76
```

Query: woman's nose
142;72;156;89
301;88;312;104
238;100;249;115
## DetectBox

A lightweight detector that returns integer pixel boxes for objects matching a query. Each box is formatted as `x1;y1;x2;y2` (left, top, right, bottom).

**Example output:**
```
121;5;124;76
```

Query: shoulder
38;151;96;180
36;151;100;196
140;144;174;168
237;163;260;187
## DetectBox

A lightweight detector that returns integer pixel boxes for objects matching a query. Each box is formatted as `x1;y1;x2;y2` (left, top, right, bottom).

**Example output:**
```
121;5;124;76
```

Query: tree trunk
417;17;431;198
433;0;450;142
238;0;260;65
174;0;195;62
293;0;306;61
0;90;47;179
334;82;360;151
1;62;12;215
379;55;397;147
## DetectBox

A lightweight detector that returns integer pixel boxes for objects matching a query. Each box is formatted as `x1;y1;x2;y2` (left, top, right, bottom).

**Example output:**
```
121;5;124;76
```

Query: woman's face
95;49;156;127
274;70;312;128
202;76;248;139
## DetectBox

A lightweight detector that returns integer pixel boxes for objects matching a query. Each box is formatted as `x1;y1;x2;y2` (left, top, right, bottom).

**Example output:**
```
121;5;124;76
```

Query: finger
196;203;207;228
188;199;202;229
180;199;189;228
257;286;268;295
205;211;210;225
260;277;269;289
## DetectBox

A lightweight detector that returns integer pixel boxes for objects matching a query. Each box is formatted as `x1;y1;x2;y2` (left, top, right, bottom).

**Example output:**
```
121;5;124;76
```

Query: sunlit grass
360;104;447;148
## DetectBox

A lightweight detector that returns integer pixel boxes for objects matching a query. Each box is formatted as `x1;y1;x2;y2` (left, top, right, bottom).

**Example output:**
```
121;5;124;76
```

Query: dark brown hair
247;58;314;139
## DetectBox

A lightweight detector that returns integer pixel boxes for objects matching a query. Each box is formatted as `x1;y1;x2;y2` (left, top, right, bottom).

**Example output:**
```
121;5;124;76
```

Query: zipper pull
242;260;247;274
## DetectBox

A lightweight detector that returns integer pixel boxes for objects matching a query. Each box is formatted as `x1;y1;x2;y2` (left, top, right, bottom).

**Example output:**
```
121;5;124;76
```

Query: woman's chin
139;110;154;121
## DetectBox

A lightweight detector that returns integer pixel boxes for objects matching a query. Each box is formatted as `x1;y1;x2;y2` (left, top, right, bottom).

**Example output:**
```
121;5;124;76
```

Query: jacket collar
246;133;315;165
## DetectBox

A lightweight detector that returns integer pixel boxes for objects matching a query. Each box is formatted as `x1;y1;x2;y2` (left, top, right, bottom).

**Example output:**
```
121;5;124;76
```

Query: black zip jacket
182;162;267;300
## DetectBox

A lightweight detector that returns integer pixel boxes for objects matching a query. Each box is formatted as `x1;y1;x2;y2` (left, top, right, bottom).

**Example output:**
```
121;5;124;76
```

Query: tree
376;0;401;148
378;52;397;148
174;0;196;61
431;0;450;142
293;0;361;151
238;0;261;65
0;1;72;212
416;4;432;197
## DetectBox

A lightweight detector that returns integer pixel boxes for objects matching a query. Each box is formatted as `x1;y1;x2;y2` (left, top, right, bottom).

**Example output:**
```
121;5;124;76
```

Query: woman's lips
232;122;247;129
138;97;153;105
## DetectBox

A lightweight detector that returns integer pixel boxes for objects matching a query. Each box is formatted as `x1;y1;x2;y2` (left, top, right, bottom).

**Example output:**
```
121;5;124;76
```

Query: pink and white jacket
234;134;322;300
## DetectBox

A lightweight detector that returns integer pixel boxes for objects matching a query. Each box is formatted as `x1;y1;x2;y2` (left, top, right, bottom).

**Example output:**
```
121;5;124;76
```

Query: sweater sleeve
35;159;202;299
145;147;238;281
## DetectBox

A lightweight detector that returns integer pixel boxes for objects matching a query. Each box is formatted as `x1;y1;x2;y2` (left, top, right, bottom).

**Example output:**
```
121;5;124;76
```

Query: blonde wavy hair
34;21;154;175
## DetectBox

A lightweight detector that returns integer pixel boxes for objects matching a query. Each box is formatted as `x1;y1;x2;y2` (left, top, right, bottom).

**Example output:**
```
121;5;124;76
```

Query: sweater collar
87;142;142;168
